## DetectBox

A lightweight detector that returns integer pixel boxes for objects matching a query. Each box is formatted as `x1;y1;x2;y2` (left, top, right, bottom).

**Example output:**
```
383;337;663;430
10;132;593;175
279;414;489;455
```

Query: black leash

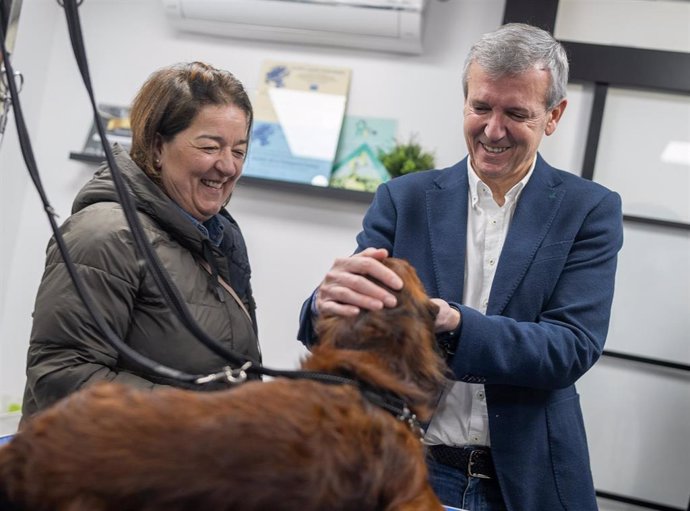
193;363;424;437
257;367;424;438
0;0;423;436
0;12;199;385
59;0;261;373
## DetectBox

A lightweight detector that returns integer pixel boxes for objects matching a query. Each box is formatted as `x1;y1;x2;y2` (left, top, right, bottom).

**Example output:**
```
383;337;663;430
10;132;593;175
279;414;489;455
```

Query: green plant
378;137;435;178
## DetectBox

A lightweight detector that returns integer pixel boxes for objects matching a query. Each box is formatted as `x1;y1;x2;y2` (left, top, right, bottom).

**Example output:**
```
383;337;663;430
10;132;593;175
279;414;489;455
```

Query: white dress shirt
424;157;535;447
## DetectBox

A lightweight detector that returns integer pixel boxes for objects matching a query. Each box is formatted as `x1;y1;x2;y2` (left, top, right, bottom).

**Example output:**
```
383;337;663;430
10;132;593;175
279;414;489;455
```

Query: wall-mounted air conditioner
161;0;429;55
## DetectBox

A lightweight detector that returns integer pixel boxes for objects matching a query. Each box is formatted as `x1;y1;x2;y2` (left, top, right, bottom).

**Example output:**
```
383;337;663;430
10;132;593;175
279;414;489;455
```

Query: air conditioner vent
162;0;428;54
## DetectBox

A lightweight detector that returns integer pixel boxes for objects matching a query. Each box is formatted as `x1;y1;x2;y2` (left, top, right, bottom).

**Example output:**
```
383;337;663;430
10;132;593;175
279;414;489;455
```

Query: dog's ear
381;258;438;326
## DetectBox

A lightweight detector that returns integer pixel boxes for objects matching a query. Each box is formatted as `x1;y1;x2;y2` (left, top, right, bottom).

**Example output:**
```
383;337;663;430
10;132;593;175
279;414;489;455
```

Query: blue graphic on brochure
245;121;332;186
329;116;397;192
244;60;351;187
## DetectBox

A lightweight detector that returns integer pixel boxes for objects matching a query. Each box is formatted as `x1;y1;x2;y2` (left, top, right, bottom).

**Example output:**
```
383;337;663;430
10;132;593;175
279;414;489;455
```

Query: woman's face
154;103;249;222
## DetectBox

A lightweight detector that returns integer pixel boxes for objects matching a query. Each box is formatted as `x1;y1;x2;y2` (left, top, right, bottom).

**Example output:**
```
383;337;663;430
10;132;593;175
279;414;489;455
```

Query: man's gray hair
462;23;569;110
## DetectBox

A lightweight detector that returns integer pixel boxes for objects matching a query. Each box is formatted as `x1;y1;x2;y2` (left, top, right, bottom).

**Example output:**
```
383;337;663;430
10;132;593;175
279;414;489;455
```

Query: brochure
330;116;397;192
244;60;352;186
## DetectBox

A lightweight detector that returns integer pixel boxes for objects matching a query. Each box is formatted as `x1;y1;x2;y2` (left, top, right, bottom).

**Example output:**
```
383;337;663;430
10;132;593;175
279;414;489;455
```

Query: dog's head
310;257;448;420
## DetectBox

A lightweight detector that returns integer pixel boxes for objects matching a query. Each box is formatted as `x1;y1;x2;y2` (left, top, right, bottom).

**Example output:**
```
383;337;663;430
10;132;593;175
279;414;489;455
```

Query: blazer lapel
488;157;565;315
426;161;469;303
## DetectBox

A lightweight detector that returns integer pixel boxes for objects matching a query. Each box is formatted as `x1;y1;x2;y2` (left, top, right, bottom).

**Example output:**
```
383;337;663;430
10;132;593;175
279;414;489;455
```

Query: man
298;23;623;511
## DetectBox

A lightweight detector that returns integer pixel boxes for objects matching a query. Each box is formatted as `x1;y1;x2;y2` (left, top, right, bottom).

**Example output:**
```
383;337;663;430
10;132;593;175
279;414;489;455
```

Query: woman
21;62;261;418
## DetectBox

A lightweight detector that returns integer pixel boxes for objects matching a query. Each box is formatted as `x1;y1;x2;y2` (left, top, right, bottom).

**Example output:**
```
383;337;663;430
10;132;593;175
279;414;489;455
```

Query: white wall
0;0;63;411
1;1;688;509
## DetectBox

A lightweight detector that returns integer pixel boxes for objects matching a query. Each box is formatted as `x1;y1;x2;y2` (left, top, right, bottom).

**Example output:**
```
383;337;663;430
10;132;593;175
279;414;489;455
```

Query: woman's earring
151;158;162;177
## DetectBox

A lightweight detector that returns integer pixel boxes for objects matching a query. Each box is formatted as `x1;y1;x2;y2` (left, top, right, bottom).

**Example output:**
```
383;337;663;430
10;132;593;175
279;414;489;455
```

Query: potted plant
378;136;435;178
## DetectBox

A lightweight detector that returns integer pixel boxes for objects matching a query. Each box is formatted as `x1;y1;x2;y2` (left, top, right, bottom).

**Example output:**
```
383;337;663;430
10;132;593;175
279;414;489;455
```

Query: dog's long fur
0;258;447;511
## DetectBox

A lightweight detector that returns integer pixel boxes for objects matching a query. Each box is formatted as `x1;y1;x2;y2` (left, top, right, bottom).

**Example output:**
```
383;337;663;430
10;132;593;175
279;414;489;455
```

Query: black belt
427;445;495;479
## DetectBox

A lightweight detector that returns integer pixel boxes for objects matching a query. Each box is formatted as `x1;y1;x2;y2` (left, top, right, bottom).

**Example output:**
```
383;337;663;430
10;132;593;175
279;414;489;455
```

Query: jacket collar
426;158;469;302
72;145;220;259
489;154;565;314
425;154;564;312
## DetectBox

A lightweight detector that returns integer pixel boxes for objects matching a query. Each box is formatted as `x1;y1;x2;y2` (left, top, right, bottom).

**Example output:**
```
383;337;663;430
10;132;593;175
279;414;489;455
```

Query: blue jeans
427;455;508;511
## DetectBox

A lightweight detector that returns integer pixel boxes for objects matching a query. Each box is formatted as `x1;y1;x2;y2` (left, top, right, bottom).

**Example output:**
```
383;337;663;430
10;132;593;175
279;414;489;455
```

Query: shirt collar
176;205;225;247
467;155;536;207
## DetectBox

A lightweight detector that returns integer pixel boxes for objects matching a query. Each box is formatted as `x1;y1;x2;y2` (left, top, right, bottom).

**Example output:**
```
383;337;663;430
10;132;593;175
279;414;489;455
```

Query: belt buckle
467;449;491;479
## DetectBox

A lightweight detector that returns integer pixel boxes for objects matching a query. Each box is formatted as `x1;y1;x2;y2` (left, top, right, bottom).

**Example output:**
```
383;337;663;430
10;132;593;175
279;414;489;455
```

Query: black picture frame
504;0;690;232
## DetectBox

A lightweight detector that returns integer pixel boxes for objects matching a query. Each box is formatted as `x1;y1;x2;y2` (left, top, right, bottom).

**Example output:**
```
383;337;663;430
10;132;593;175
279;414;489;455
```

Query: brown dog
0;257;448;511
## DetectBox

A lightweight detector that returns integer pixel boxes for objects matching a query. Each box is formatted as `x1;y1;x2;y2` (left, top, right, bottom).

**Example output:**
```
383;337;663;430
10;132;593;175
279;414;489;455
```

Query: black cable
2;1;422;425
0;15;199;384
60;0;260;371
21;0;379;392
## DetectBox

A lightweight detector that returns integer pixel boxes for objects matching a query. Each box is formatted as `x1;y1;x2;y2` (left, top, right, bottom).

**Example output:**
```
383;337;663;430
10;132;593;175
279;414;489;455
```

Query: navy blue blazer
298;154;624;510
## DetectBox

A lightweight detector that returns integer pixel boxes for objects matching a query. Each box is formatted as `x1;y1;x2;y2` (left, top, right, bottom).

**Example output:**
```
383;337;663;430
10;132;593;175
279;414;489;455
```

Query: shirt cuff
436;303;461;357
310;289;320;316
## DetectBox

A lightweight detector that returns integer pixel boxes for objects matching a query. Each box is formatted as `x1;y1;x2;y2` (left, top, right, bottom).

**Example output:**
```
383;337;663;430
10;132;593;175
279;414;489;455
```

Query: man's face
463;62;566;194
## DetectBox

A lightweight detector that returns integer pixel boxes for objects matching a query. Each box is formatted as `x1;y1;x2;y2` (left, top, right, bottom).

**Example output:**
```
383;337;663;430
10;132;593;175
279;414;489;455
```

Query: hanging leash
59;0;261;374
0;0;425;436
0;12;201;385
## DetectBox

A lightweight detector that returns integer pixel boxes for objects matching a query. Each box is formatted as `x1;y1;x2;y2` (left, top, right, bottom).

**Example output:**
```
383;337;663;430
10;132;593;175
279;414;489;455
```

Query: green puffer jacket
21;145;261;418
